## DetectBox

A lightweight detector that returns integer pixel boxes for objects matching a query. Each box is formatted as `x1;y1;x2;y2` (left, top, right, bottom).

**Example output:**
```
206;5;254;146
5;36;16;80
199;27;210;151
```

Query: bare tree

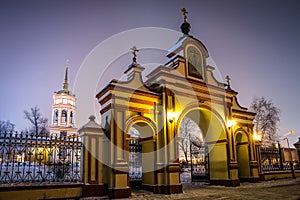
249;96;280;147
24;106;49;136
178;117;203;165
0;120;15;133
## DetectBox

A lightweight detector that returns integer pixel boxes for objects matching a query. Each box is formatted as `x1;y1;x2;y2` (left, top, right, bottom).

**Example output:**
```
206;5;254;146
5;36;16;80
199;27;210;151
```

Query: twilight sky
0;0;300;145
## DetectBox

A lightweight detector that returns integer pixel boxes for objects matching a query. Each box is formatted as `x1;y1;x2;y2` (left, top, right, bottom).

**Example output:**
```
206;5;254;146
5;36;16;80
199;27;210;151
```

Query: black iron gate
190;141;209;182
128;139;142;188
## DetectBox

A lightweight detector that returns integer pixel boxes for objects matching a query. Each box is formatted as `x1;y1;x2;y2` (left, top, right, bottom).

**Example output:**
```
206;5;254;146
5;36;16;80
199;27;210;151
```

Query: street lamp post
278;130;295;179
284;137;296;179
276;141;284;170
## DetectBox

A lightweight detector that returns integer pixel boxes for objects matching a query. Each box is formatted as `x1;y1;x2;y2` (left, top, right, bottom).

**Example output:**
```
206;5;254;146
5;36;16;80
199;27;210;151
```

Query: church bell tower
50;59;77;137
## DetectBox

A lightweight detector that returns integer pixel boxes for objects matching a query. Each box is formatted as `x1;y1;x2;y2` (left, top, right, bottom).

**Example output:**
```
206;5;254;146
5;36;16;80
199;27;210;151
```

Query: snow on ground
81;178;300;200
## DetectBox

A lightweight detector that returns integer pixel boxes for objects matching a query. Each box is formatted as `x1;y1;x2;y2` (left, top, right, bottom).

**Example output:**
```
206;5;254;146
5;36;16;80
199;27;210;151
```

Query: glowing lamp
167;111;179;123
253;131;262;142
227;119;236;129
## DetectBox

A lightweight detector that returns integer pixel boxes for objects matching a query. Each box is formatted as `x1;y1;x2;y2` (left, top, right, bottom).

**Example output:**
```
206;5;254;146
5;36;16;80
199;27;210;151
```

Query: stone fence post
78;115;106;197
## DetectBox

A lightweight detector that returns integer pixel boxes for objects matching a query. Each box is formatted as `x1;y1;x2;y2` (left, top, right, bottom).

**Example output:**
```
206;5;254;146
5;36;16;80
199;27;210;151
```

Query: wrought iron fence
190;141;209;182
260;147;299;171
128;138;142;184
0;132;81;184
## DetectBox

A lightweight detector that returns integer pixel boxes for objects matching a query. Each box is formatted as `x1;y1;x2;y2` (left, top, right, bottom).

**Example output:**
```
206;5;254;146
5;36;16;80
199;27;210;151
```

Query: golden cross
181;8;188;23
130;46;139;62
225;75;231;86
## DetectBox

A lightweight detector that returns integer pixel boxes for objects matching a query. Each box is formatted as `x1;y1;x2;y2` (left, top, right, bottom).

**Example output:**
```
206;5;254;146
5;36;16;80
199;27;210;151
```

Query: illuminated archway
124;116;156;188
177;105;229;183
235;130;251;180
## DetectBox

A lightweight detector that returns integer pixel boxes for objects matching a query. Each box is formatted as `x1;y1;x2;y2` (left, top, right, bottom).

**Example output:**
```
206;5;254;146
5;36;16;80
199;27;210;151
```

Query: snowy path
82;178;300;200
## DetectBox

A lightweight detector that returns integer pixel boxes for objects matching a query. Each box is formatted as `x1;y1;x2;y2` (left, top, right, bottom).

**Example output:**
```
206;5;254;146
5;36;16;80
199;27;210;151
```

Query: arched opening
177;107;228;183
126;120;155;189
235;132;251;181
178;116;207;182
61;110;67;123
53;110;58;123
128;126;142;188
69;111;73;124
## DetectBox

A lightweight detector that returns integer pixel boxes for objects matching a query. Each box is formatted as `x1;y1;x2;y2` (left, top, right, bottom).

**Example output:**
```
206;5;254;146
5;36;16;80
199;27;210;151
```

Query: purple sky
0;0;300;145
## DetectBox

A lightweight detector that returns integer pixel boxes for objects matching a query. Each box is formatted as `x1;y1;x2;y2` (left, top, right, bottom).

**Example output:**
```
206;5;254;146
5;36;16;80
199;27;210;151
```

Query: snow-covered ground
132;178;300;200
81;178;300;200
180;171;191;183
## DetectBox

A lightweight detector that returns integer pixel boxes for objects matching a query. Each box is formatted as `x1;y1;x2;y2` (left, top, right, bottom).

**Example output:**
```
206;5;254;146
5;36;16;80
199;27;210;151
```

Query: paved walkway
130;179;300;200
82;178;300;200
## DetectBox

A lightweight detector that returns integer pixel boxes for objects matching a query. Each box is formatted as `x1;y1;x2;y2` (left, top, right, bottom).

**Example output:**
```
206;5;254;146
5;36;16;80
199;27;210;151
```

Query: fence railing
0;132;81;184
260;147;299;172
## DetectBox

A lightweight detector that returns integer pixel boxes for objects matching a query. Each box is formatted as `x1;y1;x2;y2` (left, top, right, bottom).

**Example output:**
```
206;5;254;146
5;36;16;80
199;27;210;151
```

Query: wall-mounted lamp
253;131;262;142
227;119;236;129
168;111;179;124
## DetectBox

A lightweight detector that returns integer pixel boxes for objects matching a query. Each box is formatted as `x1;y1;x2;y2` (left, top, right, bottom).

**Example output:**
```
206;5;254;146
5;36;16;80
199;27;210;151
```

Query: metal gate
190;141;209;182
128;139;142;188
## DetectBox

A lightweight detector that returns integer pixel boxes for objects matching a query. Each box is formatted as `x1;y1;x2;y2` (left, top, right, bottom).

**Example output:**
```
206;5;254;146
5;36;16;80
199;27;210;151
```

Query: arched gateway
95;9;260;198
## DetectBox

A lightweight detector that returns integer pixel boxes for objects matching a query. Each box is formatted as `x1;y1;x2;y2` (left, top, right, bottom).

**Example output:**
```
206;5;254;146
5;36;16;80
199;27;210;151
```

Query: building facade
94;9;260;198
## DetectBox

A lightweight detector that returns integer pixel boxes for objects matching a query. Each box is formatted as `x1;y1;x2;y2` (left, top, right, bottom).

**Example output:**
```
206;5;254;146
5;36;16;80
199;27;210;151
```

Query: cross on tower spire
130;46;139;63
63;59;69;93
181;8;188;23
180;8;191;35
225;75;231;90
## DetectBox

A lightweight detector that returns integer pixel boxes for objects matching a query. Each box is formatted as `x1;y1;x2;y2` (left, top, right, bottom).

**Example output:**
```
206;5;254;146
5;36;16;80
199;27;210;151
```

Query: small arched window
61;110;67;123
187;46;203;79
70;111;73;124
53;110;58;122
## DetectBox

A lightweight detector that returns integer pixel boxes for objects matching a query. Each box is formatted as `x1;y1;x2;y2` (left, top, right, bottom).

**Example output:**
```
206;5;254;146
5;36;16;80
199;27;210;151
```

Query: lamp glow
167;111;179;123
253;131;262;142
227;119;236;128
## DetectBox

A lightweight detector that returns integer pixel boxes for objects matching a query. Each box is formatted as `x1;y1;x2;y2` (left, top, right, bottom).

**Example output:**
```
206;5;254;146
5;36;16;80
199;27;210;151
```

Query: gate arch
234;128;251;181
124;115;157;139
124;115;157;188
93;10;260;196
176;104;229;183
177;103;227;143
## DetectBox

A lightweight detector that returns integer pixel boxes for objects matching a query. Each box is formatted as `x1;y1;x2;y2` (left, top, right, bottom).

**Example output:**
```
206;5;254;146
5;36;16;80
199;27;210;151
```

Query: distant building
50;60;77;138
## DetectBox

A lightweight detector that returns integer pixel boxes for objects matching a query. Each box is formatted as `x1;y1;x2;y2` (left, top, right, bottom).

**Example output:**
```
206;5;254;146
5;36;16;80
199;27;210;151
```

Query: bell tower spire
63;59;69;93
50;58;77;137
